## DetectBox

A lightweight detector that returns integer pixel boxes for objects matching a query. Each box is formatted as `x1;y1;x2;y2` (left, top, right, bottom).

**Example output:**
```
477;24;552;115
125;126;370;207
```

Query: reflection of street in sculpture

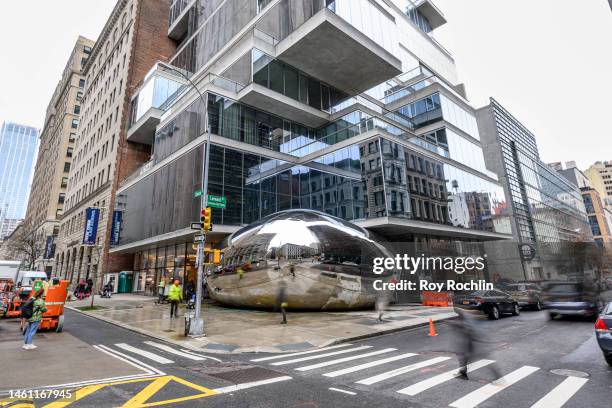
208;210;395;310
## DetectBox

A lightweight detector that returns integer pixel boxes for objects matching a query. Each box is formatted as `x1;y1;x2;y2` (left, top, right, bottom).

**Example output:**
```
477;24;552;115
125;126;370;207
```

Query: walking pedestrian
22;289;46;350
168;279;183;318
453;306;501;380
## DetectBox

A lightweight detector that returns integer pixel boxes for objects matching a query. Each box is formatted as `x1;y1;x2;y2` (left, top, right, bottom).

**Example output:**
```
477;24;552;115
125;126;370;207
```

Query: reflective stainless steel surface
207;210;394;310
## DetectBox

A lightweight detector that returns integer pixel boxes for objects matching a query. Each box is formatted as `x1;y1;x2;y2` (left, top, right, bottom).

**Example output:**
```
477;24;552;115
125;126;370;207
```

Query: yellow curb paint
31;375;217;408
120;376;217;408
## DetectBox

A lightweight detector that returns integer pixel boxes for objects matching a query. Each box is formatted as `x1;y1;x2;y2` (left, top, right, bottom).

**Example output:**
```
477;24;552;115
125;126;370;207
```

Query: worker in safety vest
167;279;183;318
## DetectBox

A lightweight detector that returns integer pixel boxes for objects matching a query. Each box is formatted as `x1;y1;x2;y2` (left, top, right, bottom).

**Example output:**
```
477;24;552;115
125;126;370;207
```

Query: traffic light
201;207;212;231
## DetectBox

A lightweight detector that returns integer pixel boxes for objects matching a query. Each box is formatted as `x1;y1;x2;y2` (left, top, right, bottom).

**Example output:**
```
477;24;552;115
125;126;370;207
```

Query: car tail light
595;318;609;332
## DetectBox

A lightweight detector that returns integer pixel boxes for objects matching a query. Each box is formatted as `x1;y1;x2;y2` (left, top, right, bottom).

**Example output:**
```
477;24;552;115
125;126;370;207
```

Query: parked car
541;281;602;320
595;302;612;366
455;289;520;320
504;283;543;310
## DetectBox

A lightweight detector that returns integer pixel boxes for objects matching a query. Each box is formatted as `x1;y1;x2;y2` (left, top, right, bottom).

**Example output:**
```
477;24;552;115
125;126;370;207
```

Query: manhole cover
550;369;589;378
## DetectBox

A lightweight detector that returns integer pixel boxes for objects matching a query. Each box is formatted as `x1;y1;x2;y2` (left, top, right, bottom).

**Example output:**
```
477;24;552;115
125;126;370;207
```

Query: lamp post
162;64;209;336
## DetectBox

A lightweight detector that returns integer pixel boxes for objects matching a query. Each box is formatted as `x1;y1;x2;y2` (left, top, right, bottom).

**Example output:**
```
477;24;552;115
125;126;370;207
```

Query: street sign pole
191;131;210;336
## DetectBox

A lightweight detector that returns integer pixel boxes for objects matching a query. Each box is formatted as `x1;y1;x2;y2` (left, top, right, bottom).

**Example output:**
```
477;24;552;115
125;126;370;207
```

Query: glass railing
408;136;450;158
253;28;279;46
208;73;247;93
287;114;407;158
331;94;415;131
382;73;437;104
168;0;192;27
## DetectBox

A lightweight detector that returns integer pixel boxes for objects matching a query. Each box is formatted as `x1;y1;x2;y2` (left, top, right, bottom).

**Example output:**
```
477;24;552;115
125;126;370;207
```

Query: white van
17;271;48;288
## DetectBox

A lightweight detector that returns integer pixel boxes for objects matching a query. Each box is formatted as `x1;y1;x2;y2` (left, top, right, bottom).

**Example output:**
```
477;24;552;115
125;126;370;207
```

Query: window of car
546;284;579;293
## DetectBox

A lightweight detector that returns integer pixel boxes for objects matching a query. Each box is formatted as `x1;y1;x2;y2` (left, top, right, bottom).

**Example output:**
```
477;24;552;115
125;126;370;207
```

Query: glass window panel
308;79;321;110
268;59;284;94
284;65;299;100
298;73;308;104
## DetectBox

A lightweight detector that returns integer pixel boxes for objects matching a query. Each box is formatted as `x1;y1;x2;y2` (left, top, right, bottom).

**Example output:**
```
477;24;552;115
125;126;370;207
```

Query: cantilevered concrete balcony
414;0;447;30
275;7;402;95
237;83;330;128
168;0;193;40
126;108;164;145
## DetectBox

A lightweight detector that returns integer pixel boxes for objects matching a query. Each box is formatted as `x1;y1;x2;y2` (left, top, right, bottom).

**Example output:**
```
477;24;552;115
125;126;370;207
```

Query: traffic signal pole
190;132;211;336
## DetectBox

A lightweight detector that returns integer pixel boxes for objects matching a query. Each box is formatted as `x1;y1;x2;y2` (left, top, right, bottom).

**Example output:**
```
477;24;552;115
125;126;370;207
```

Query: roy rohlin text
373;279;493;292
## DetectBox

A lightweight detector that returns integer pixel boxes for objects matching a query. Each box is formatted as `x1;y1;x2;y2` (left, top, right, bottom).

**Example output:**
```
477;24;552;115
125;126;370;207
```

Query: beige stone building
24;36;94;275
581;187;612;247
54;0;175;287
585;161;612;211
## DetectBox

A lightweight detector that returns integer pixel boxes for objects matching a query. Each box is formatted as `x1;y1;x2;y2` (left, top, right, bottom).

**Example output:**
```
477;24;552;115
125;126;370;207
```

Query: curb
66;305;457;355
326;314;457;346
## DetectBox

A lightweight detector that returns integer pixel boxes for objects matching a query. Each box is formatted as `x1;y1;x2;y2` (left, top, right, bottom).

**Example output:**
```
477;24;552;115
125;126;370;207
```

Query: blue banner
110;210;122;246
44;235;55;259
82;207;100;245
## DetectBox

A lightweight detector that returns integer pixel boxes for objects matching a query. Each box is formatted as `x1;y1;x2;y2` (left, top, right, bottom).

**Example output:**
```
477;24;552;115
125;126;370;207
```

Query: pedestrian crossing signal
201;207;212;231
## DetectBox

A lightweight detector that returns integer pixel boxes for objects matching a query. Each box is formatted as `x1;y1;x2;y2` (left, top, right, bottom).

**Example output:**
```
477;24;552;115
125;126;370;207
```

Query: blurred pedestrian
453;306;501;380
168;279;183;318
277;282;288;325
23;289;46;350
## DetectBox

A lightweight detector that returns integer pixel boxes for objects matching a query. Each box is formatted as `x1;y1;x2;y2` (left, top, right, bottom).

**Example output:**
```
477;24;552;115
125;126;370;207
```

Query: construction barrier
421;291;452;307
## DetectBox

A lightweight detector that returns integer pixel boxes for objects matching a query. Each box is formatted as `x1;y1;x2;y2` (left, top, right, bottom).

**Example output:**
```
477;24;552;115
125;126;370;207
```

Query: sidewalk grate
208;367;287;383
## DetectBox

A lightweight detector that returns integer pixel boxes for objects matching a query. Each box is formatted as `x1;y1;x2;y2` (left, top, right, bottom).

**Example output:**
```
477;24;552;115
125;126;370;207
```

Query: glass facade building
55;0;515;292
477;98;592;280
0;121;39;238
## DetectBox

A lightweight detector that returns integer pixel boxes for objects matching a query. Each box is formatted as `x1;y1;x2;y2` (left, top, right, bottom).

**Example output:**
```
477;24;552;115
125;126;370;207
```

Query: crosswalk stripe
114;343;174;364
356;356;451;385
324;352;418;378
270;346;373;366
396;359;495;396
296;348;397;371
250;344;353;362
530;376;588;408
143;341;205;361
449;365;540;408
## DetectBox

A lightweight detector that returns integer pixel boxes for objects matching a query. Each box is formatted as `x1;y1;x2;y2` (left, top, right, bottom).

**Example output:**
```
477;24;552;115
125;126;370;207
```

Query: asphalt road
2;308;610;407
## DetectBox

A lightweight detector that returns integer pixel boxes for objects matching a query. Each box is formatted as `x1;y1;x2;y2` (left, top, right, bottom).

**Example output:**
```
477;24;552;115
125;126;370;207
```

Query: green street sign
208;194;227;209
194;189;203;198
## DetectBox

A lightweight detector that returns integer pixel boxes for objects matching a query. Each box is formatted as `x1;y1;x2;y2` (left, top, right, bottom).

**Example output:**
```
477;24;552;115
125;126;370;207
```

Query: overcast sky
0;0;610;170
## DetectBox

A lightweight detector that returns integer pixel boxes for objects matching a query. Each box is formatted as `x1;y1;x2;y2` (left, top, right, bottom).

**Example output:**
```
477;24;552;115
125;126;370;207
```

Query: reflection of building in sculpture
280;243;318;260
209;210;394;310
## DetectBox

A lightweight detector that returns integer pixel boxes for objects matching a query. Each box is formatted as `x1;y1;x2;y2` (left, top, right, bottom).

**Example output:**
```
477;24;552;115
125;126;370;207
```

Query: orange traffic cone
428;318;438;337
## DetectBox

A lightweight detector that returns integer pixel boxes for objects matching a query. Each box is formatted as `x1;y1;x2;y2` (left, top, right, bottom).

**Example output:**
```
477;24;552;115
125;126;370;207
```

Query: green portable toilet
118;272;133;293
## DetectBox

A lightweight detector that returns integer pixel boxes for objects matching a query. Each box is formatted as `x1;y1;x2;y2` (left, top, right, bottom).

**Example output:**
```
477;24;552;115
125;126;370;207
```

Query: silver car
595;302;612;366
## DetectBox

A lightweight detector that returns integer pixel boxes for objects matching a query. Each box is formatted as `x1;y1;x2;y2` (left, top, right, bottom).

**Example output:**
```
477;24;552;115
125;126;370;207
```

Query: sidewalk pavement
66;294;456;354
0;317;142;392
